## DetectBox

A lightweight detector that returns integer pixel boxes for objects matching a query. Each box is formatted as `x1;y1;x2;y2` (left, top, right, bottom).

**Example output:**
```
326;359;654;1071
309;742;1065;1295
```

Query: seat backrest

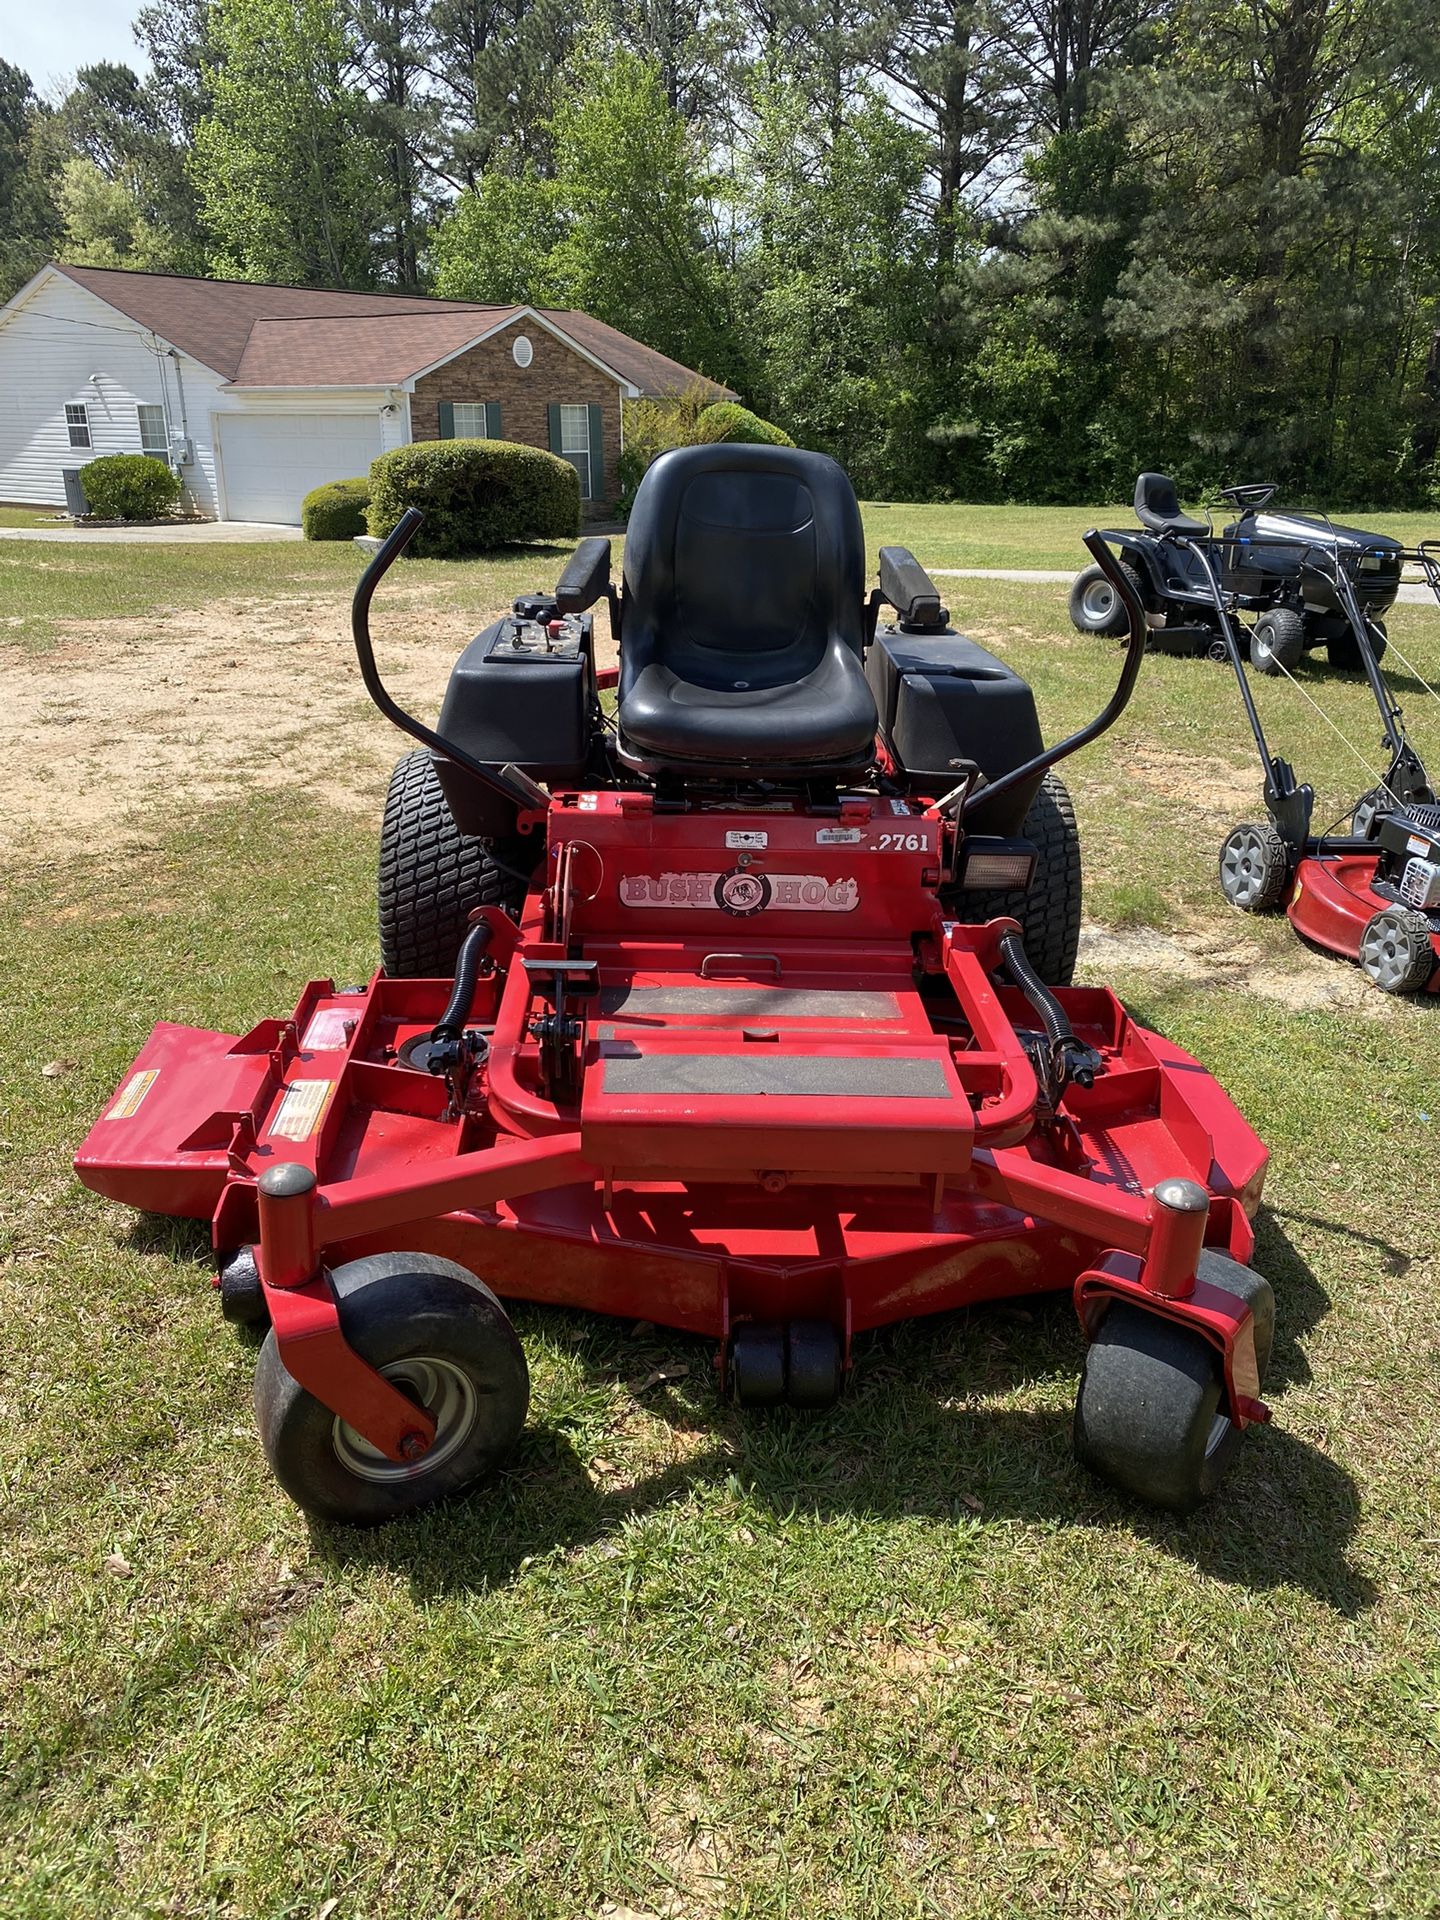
621;444;866;688
1134;471;1185;532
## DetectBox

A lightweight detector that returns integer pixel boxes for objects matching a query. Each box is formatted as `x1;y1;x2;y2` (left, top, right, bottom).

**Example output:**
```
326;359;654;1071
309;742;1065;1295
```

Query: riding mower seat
616;445;879;777
1133;472;1209;538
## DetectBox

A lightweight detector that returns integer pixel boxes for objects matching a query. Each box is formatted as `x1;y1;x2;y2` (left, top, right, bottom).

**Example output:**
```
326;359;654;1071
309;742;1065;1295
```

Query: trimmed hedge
367;438;580;557
694;402;794;447
79;453;182;521
302;476;370;541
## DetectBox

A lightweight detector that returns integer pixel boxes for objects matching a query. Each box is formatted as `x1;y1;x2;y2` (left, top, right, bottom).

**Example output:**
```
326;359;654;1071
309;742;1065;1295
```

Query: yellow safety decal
269;1079;335;1143
106;1069;159;1120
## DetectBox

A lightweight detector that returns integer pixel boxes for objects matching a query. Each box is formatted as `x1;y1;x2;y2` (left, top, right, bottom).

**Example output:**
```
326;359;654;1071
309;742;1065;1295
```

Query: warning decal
106;1069;159;1121
269;1079;335;1143
300;1007;355;1052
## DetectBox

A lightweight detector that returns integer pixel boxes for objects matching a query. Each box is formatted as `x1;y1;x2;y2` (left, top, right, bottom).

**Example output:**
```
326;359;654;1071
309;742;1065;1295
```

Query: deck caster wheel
218;1246;267;1327
1219;822;1289;912
1358;906;1436;994
786;1321;843;1410
253;1252;528;1526
1073;1252;1274;1513
729;1323;786;1407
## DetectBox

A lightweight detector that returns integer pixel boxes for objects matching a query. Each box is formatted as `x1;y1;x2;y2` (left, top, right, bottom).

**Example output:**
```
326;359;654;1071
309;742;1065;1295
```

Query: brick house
0;263;735;524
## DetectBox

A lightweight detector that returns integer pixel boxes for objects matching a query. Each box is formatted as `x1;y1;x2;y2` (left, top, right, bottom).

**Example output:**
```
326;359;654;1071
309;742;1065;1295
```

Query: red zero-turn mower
77;447;1275;1525
1212;536;1440;993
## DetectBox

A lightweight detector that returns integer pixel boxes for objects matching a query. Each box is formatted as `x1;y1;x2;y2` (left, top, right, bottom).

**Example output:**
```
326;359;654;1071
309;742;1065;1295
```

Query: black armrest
878;546;945;629
555;536;612;614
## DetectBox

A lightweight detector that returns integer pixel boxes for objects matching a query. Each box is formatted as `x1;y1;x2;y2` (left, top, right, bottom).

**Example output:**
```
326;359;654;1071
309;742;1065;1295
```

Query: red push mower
1208;535;1440;993
78;447;1274;1525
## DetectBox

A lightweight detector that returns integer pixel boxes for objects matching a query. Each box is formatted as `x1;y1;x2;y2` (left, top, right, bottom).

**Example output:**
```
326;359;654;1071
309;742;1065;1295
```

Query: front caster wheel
254;1252;528;1526
729;1323;786;1407
1073;1252;1274;1513
786;1320;843;1409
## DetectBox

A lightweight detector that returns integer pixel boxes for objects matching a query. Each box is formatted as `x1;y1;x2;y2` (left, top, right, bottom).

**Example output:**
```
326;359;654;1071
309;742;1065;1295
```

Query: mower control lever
351;508;541;821
935;532;1146;821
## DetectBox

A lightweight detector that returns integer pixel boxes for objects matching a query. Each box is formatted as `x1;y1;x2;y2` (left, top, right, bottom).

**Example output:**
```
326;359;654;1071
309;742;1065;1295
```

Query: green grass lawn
3;524;1440;1915
0;505;74;530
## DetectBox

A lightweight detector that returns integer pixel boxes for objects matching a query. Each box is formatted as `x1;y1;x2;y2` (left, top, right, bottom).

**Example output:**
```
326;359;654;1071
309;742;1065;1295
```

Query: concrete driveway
0;519;302;544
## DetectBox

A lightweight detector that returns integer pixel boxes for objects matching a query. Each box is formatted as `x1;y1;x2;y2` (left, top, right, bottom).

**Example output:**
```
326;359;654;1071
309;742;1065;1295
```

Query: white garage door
216;413;384;524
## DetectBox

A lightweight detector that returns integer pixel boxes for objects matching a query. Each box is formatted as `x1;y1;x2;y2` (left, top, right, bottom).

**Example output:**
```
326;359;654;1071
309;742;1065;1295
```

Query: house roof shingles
50;263;734;399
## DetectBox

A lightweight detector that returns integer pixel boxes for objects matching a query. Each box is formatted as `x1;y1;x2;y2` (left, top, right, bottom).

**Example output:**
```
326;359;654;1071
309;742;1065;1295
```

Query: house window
559;403;593;499
451;403;492;438
65;403;91;449
137;404;168;456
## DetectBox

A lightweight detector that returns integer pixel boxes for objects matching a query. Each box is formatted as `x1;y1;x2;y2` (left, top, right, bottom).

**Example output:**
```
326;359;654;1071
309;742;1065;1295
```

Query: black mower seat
617;445;878;774
1134;472;1209;538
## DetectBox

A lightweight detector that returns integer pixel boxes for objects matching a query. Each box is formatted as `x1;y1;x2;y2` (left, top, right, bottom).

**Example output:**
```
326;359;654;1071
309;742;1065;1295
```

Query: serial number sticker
300;1008;354;1051
269;1079;334;1143
106;1069;159;1121
816;827;862;845
725;830;768;849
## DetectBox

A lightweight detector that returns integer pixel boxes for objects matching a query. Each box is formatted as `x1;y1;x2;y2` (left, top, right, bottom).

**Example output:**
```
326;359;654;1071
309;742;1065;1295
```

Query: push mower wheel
378;751;522;978
1249;608;1304;676
1073;1251;1274;1513
254;1253;529;1526
729;1323;786;1407
1069;562;1143;637
1327;618;1386;672
1358;906;1436;994
1218;822;1289;912
943;771;1082;985
786;1321;843;1410
1351;788;1385;839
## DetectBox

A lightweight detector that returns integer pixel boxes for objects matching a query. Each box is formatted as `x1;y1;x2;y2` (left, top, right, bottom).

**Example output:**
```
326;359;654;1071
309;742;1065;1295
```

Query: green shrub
367;438;580;557
79;453;182;521
301;476;370;541
693;402;794;447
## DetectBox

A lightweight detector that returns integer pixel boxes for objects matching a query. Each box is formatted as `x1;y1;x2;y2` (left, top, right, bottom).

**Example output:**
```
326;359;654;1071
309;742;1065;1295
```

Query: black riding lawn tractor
1070;474;1404;673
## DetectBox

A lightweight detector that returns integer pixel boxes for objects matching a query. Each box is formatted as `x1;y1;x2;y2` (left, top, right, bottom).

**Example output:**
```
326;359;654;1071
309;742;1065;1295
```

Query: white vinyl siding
64;402;91;448
451;402;491;437
559;402;592;498
137;403;168;455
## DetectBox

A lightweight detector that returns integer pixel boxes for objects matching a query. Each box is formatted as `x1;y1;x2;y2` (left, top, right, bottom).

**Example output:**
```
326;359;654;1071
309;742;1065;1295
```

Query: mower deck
1287;850;1440;985
79;795;1267;1350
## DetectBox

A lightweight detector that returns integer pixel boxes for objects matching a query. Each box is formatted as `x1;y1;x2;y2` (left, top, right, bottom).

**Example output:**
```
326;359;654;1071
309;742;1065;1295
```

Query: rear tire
1219;821;1289;912
1069;561;1143;637
1250;608;1304;676
1327;617;1387;671
254;1253;529;1526
1358;905;1435;994
943;771;1083;985
378;750;521;978
1073;1252;1274;1513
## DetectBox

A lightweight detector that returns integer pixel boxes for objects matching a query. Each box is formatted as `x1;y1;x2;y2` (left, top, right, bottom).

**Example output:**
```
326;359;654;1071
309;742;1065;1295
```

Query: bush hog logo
619;870;859;913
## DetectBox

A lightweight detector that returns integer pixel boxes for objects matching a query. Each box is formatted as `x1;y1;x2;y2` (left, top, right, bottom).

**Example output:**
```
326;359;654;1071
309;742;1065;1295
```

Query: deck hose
428;919;494;1072
997;929;1102;1091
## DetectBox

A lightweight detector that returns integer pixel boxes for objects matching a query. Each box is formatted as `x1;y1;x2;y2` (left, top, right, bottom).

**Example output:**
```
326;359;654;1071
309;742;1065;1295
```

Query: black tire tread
1251;606;1305;675
378;751;516;978
944;771;1082;985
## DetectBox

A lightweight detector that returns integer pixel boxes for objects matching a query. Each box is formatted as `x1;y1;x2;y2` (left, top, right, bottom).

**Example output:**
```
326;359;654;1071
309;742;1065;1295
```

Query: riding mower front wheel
1249;608;1305;677
254;1253;529;1526
1073;1253;1274;1513
378;750;525;977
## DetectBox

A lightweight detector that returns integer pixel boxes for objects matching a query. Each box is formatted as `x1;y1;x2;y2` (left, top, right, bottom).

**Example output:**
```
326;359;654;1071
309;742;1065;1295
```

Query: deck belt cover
600;1052;953;1100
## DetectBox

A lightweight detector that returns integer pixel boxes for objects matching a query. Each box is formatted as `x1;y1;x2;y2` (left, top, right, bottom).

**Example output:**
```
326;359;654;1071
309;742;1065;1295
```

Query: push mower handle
947;531;1146;820
350;508;540;819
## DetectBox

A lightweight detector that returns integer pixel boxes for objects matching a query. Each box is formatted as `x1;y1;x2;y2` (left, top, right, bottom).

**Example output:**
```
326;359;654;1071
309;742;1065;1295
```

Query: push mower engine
78;447;1276;1526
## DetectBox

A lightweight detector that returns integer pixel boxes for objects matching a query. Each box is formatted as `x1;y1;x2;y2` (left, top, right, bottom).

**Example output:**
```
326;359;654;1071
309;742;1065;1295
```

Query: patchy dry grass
2;528;1439;1917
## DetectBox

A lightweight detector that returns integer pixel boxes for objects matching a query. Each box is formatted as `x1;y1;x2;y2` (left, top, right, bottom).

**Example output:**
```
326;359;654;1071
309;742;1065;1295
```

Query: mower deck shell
1287;851;1440;986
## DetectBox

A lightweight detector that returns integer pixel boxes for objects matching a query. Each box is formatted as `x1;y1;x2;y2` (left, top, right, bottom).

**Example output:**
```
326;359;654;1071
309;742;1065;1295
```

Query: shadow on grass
317;1212;1372;1617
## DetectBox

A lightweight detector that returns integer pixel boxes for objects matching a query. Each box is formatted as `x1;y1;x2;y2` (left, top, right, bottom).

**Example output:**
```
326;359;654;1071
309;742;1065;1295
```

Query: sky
7;0;150;93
